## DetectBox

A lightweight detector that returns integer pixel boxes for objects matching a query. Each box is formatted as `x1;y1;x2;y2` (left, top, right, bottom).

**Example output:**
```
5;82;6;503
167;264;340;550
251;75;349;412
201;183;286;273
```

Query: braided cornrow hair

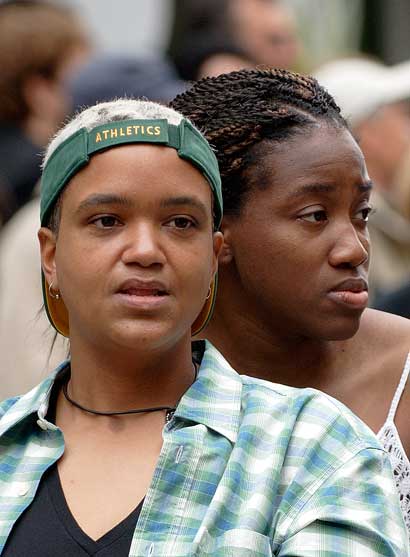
171;67;347;215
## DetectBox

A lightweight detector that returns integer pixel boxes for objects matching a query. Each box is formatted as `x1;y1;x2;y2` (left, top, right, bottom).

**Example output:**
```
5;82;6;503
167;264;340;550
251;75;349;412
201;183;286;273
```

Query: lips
120;287;167;297
114;278;171;313
331;278;368;294
117;278;169;297
327;278;369;310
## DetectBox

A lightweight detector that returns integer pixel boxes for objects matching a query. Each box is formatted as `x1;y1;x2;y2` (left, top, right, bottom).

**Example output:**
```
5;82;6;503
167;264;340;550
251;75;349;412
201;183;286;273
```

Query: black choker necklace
62;362;198;423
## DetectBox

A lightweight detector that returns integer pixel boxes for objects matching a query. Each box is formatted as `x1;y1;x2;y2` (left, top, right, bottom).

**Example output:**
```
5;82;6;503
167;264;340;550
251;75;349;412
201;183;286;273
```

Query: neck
203;267;343;389
66;332;195;413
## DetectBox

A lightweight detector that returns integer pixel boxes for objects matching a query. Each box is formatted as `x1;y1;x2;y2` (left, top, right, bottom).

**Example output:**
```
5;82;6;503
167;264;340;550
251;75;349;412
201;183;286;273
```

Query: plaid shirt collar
0;341;242;443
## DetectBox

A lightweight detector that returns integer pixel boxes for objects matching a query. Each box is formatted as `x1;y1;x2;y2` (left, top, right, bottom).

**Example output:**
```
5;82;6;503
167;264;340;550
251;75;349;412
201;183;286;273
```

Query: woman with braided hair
171;67;410;534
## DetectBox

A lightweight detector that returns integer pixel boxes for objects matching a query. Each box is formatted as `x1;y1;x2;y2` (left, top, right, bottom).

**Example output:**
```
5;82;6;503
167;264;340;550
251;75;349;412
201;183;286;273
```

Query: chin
319;314;363;341
111;320;188;351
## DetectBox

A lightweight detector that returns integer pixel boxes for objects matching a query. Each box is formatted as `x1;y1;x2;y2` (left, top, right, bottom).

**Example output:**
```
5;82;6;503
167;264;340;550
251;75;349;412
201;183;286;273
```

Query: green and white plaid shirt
0;341;407;556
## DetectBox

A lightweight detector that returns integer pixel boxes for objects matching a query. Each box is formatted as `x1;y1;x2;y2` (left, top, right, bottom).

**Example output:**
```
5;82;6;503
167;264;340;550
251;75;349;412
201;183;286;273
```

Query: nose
328;224;369;269
121;223;166;268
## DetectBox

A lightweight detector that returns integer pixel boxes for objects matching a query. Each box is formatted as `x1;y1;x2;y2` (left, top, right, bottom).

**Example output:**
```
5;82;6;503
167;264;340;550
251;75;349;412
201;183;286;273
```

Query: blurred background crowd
0;0;409;397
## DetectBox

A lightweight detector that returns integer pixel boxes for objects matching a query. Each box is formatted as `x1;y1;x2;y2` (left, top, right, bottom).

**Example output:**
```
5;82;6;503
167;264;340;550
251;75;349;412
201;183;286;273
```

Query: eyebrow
76;193;133;214
75;193;210;218
290;179;374;198
160;196;209;218
291;184;336;197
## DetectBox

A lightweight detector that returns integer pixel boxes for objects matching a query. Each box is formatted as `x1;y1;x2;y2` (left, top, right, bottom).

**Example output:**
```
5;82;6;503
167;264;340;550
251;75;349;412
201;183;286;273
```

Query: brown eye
167;217;195;229
92;215;121;228
354;206;373;222
300;210;328;223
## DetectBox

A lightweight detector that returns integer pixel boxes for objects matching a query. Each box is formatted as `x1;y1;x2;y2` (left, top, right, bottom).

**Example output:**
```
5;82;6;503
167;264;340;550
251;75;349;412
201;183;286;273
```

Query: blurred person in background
376;282;410;319
70;53;186;110
0;50;186;399
0;0;91;398
315;57;410;300
229;0;300;68
0;0;90;226
396;153;410;222
168;0;300;80
373;153;410;318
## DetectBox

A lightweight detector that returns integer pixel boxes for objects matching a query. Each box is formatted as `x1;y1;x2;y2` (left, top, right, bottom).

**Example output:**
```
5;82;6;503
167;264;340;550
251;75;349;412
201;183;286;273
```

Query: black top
3;369;143;556
2;464;143;556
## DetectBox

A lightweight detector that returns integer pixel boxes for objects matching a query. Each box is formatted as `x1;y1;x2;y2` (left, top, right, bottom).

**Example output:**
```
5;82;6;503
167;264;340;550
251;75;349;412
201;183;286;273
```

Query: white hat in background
314;57;410;127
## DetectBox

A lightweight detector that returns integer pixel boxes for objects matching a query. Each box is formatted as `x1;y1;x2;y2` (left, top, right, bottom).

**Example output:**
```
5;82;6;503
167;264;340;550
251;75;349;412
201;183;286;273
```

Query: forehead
261;125;369;190
61;144;213;206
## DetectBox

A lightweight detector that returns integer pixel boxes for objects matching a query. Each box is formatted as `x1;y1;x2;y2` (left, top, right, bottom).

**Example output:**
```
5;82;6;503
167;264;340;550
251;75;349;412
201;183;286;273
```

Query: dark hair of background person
0;0;88;123
0;0;89;224
167;0;249;80
171;67;347;215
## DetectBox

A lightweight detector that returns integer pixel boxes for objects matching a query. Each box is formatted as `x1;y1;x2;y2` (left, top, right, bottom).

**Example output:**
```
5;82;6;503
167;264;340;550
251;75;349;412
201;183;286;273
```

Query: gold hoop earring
49;281;60;301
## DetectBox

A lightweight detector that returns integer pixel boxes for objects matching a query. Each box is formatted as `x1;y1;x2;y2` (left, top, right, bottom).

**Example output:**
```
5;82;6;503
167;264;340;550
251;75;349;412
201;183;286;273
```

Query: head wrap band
40;118;223;337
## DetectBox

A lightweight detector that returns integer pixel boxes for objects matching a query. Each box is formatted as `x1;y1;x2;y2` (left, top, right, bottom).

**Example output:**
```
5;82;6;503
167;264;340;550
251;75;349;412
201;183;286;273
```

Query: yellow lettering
154;126;161;136
147;126;154;135
133;125;140;134
126;126;132;136
95;132;102;143
102;130;109;140
119;128;125;137
141;126;145;135
110;128;118;138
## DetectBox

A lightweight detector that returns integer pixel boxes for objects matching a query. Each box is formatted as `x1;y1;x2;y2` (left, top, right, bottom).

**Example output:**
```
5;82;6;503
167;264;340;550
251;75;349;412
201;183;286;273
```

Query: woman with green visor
0;99;406;556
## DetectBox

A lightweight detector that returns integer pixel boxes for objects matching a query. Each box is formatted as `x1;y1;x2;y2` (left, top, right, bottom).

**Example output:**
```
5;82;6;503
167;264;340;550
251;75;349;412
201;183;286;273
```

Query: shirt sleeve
277;448;409;556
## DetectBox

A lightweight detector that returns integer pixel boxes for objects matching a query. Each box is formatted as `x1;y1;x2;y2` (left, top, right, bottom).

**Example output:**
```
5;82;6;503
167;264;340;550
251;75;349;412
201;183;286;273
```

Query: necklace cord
62;361;198;420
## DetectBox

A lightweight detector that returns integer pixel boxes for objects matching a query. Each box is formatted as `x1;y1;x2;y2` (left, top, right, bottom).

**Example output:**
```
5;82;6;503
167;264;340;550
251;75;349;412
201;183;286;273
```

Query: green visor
40;118;222;228
40;117;223;338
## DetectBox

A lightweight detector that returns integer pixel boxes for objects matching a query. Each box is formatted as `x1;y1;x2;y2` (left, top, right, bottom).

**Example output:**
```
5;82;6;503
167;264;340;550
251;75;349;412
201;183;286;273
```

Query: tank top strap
386;351;410;423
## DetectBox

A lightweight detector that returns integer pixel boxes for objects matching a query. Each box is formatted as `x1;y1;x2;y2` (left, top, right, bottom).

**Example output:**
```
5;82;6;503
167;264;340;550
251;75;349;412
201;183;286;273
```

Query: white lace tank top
377;351;410;534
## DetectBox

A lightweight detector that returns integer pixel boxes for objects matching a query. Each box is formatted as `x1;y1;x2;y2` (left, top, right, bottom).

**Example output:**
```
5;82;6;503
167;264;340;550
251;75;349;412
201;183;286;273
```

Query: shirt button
37;419;49;430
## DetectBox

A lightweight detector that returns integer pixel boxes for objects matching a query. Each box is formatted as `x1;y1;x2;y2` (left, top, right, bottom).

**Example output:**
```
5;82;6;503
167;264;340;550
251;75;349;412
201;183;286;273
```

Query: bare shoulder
350;308;409;387
358;310;410;455
358;308;410;356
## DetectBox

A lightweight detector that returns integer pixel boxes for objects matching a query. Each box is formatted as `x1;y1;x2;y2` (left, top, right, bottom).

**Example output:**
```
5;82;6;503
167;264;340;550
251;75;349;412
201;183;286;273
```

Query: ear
217;217;235;265
38;227;58;288
212;230;224;275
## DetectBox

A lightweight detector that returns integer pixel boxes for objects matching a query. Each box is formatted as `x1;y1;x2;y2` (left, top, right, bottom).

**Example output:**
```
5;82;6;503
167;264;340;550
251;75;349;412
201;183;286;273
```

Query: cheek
233;223;299;268
184;246;215;292
54;240;105;295
233;225;321;300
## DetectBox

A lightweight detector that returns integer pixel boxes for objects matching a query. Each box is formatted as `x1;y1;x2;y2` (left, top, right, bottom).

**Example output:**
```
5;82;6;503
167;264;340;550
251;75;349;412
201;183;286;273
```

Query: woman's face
40;144;223;351
222;125;372;341
229;0;300;69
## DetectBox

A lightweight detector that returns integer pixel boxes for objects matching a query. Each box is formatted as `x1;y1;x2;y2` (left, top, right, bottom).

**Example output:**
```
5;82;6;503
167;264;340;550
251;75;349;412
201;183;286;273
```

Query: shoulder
0;361;68;433
360;307;410;341
0;395;20;419
357;308;410;366
203;341;381;454
240;374;381;454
